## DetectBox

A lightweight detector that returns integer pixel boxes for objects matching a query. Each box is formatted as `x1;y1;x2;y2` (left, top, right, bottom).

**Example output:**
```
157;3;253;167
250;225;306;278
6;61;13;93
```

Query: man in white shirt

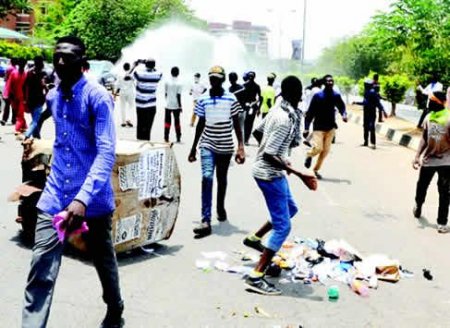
115;62;135;127
189;72;207;127
417;73;443;128
164;66;182;142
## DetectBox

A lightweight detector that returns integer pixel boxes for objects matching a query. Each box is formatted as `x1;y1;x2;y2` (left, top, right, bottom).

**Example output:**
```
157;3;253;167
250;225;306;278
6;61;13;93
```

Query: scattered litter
196;236;412;299
254;306;272;318
327;285;339;300
399;267;414;279
201;251;228;261
423;269;433;281
195;260;211;270
214;261;230;271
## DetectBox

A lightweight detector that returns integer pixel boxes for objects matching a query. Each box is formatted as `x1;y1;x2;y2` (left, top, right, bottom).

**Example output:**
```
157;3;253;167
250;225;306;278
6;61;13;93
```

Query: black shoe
413;204;422;219
361;142;368;147
121;123;126;127
245;276;281;295
126;121;134;127
314;171;323;180
100;305;124;328
193;223;212;238
371;144;376;150
265;263;282;277
243;236;264;252
217;210;227;222
303;140;312;147
304;156;312;169
0;120;5;126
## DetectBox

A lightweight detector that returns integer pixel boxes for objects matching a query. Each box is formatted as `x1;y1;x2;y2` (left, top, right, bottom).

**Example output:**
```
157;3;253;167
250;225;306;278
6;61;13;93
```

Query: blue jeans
25;105;43;139
22;211;123;327
255;176;298;252
200;148;232;223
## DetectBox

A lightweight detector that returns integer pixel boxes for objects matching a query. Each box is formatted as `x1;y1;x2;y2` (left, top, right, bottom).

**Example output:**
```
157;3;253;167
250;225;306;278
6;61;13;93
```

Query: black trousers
244;110;257;143
164;109;181;141
2;98;16;124
415;166;450;225
136;107;156;141
363;114;376;145
417;108;429;128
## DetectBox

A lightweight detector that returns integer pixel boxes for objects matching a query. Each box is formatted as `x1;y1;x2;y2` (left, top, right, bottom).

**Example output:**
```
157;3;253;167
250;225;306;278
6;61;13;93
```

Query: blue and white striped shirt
134;68;162;109
195;91;242;154
37;76;116;218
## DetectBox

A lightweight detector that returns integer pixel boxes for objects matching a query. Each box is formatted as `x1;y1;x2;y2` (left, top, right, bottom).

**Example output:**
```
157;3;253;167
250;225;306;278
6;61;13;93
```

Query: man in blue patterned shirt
22;36;124;328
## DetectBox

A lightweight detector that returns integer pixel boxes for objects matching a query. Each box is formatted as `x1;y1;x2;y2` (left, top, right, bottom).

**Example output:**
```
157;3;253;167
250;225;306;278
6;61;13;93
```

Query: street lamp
301;0;308;70
267;8;297;59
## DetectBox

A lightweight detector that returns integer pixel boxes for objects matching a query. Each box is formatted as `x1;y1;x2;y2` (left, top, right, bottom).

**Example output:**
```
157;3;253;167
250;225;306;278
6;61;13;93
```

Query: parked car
88;60;117;92
0;57;9;78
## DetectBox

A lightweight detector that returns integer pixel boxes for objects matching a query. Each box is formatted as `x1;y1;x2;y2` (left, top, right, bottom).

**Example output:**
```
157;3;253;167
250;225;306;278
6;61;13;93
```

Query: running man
353;79;385;149
304;74;348;179
189;72;207;127
23;56;48;139
188;66;245;239
412;91;450;234
228;72;246;137
243;71;261;145
21;36;124;328
132;58;162;141
115;62;135;128
244;76;317;295
164;66;182;142
260;73;276;119
8;58;28;136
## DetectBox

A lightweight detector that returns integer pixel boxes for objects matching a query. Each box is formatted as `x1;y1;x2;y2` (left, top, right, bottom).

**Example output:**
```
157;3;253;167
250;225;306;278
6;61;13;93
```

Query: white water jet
117;21;254;85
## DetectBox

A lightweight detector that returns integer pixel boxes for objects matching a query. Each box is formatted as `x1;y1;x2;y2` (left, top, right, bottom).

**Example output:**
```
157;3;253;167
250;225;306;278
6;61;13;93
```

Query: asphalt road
0;100;449;328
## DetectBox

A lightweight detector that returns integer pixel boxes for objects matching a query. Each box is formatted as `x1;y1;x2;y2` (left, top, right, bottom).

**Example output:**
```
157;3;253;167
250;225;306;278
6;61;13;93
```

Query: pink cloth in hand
52;211;89;243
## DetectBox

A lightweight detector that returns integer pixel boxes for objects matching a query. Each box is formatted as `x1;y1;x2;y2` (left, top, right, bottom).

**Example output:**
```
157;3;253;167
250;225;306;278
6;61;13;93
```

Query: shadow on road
117;243;184;267
212;221;249;237
416;216;438;230
246;281;323;301
10;232;33;250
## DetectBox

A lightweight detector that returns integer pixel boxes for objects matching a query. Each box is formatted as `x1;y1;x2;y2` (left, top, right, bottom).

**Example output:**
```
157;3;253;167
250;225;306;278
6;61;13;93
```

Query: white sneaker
437;225;449;234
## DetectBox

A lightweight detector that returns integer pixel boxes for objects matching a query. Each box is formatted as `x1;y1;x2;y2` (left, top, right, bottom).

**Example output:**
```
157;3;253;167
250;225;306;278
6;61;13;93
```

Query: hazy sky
187;0;393;59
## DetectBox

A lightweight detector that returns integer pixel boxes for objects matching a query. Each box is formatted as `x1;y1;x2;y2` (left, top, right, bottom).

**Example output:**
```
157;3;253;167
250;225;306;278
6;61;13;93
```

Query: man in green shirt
260;73;276;119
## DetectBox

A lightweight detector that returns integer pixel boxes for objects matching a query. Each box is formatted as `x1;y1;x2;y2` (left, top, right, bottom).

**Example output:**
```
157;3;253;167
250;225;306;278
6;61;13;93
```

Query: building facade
208;20;269;57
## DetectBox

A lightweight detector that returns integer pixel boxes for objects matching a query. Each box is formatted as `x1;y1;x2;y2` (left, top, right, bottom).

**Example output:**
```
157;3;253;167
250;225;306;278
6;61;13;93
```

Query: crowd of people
0;35;448;327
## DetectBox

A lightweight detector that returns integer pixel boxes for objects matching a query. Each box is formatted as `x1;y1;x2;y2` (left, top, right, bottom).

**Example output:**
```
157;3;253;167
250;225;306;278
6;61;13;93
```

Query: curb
347;111;420;151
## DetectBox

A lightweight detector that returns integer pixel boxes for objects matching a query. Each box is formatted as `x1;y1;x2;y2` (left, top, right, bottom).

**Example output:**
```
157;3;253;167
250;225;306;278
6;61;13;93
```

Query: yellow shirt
261;85;276;114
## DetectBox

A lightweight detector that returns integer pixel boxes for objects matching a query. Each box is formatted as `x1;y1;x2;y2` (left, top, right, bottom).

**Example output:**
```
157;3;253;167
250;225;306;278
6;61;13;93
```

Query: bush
0;41;52;62
381;74;411;116
334;76;355;103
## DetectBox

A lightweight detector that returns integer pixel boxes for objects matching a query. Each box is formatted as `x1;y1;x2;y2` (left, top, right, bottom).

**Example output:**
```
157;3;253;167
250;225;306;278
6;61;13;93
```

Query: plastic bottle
327;285;340;300
350;279;369;297
368;276;378;289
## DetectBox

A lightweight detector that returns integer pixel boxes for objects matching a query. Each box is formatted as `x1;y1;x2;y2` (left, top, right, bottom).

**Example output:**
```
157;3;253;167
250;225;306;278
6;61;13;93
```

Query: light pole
267;8;297;59
301;0;308;71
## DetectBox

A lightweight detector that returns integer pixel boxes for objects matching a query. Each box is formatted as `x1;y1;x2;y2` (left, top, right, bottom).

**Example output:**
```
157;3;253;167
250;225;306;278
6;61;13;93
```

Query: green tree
381;74;411;116
0;0;31;18
33;0;82;41
368;0;449;85
334;76;355;104
58;0;200;61
316;35;389;80
316;0;449;87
